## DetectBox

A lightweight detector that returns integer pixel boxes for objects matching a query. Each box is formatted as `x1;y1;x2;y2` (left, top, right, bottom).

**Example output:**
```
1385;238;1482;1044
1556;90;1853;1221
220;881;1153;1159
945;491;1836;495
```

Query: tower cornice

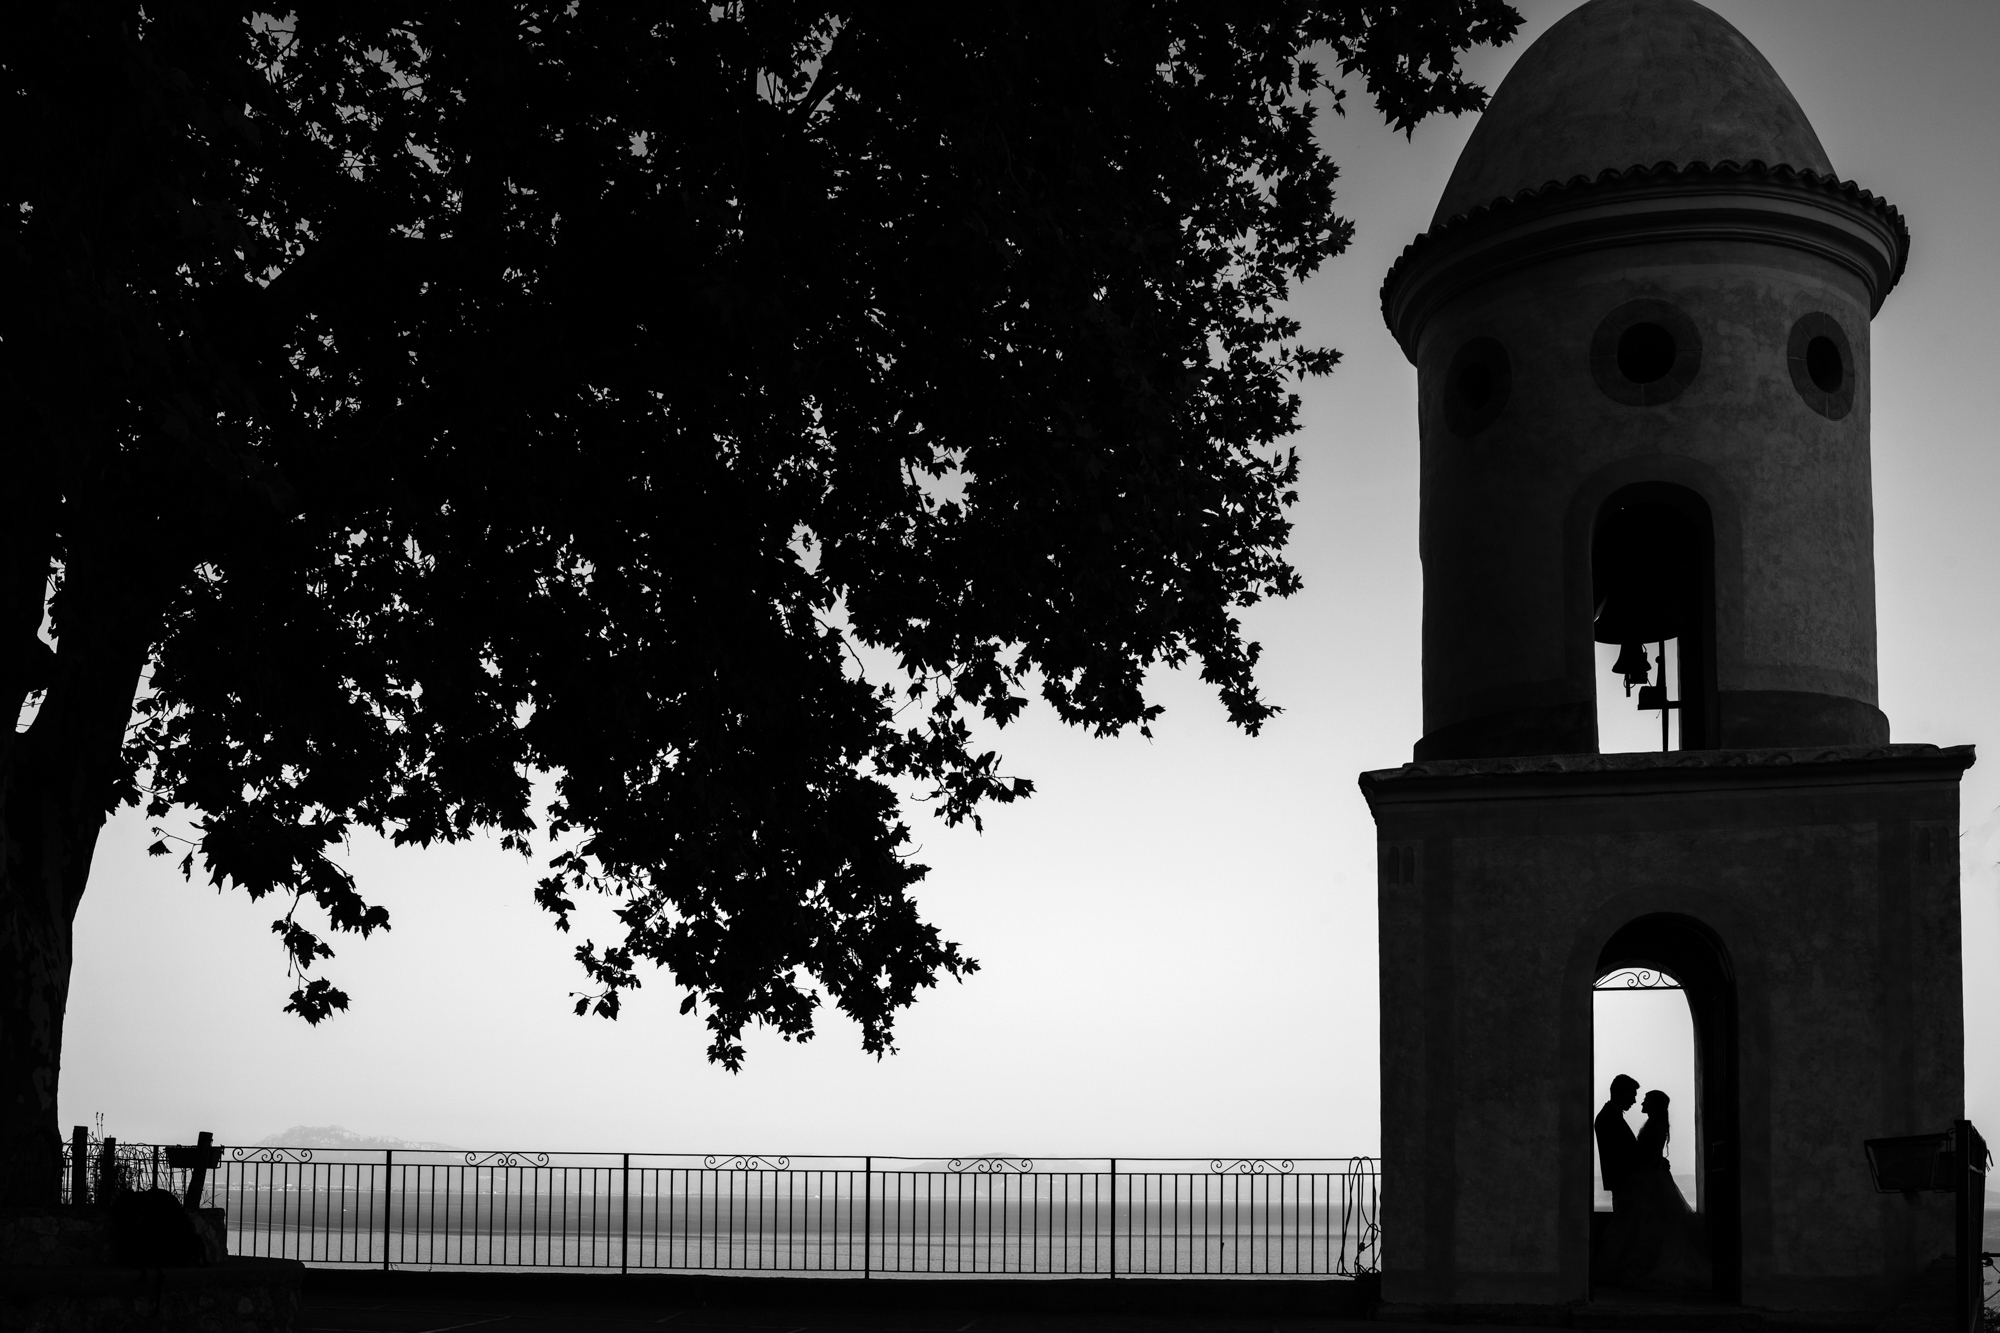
1380;160;1909;361
1358;742;1973;812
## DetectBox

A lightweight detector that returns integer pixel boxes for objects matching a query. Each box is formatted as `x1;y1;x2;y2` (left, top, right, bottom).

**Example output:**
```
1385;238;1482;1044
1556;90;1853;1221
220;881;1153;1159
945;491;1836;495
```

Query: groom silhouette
1594;1074;1640;1205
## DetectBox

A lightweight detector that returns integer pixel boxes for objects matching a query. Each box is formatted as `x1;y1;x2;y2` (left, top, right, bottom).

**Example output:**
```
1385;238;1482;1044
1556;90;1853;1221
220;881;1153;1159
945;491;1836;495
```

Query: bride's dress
1611;1115;1710;1293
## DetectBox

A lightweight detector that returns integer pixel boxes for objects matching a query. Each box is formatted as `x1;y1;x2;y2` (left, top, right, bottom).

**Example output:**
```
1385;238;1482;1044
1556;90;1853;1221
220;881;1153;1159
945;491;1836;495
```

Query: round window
1616;323;1678;384
1442;336;1511;437
1590;300;1702;406
1787;313;1855;419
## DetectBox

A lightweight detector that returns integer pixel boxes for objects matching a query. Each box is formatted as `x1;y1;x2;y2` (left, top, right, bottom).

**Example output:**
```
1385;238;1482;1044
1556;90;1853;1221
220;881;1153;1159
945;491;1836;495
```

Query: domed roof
1432;0;1833;227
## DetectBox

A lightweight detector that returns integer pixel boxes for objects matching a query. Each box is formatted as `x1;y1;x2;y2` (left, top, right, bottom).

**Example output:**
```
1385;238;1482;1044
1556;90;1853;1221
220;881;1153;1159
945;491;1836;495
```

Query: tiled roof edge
1381;160;1910;315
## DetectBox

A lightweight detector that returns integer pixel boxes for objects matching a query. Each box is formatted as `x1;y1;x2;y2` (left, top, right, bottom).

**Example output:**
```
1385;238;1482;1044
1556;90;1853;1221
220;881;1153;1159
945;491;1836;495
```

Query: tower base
1360;744;1972;1314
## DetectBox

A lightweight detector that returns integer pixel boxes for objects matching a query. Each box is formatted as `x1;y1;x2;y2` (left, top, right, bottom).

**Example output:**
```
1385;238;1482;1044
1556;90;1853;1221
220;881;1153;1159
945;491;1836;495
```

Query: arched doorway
1592;914;1740;1302
1593;968;1696;1210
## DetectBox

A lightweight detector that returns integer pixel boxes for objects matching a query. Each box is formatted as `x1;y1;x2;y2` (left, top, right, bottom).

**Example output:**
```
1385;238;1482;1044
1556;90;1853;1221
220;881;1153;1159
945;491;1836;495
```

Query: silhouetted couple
1593;1074;1709;1292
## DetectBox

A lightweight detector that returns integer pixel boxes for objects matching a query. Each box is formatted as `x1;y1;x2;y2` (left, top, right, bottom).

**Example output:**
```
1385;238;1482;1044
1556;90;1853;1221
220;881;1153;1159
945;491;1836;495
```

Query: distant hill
253;1125;457;1151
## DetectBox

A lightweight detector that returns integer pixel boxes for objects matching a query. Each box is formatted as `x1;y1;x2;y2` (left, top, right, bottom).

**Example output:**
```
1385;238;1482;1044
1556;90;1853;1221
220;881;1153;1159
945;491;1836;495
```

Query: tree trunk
0;822;83;1207
3;0;214;1207
0;545;159;1206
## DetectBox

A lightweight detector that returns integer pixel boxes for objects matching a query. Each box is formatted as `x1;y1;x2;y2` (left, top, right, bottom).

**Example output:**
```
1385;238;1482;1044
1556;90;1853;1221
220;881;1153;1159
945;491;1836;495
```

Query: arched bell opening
1592;484;1719;751
1590;914;1740;1304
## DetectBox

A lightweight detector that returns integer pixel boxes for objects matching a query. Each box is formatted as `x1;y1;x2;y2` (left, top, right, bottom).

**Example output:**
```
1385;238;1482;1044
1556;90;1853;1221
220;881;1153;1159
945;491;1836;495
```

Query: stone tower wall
1412;235;1883;758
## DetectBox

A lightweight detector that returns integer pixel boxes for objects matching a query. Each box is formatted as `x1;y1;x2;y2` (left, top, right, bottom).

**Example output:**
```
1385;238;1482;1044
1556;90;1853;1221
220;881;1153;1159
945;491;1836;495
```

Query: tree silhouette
1;0;1518;1199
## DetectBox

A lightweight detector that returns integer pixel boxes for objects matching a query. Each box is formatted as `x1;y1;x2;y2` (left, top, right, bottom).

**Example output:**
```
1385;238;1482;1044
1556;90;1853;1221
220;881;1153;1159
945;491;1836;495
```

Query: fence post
1108;1158;1117;1280
381;1150;393;1271
862;1157;872;1280
69;1126;88;1206
621;1154;630;1275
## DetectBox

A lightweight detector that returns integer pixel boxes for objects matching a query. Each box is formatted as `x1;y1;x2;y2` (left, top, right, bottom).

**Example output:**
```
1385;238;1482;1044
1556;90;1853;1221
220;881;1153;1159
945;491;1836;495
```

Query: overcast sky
60;0;2000;1162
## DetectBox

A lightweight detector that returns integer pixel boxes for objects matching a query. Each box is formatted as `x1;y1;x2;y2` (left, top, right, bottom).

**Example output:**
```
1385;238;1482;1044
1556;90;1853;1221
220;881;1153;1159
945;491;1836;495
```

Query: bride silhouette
1609;1090;1710;1293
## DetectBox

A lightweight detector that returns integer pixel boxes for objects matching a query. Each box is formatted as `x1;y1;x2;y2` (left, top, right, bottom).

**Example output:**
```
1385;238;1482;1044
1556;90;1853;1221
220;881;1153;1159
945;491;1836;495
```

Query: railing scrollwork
230;1147;314;1164
947;1157;1034;1173
462;1151;551;1168
703;1154;791;1171
1210;1158;1296;1175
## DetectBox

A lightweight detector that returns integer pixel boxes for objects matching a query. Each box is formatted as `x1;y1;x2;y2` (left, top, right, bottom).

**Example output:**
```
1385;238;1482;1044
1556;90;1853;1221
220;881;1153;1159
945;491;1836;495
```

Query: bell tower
1362;0;1971;1315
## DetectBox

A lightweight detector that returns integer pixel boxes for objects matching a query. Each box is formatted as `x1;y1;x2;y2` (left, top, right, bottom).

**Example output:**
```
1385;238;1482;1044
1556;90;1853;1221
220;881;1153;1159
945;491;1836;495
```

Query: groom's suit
1594;1100;1639;1201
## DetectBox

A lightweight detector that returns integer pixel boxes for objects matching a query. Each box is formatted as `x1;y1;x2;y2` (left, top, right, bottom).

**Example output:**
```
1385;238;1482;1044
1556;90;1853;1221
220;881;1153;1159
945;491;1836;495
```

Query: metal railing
64;1143;1379;1278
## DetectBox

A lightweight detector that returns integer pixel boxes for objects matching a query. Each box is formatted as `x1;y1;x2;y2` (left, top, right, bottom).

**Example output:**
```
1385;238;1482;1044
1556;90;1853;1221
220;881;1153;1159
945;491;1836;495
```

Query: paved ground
296;1269;1943;1333
296;1273;1415;1333
299;1292;1401;1333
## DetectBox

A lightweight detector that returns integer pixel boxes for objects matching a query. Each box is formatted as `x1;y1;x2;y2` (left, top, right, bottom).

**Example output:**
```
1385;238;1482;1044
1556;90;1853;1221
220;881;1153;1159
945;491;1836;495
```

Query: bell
1611;641;1651;695
1592;500;1702;647
1636;683;1669;711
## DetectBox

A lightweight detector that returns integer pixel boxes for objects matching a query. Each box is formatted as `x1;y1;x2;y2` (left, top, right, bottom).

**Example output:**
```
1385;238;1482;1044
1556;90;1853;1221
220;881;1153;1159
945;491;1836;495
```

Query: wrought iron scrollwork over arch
1593;967;1683;991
